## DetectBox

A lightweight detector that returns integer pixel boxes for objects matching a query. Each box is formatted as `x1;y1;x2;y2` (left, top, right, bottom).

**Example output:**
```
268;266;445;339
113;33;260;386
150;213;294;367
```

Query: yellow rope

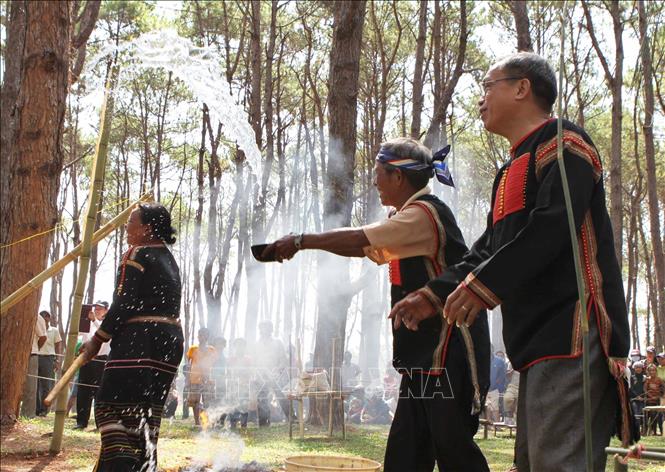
0;196;133;250
0;225;66;249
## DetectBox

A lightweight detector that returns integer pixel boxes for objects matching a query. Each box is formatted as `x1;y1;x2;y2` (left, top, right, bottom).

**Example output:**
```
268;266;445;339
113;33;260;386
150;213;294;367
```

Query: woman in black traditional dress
80;202;184;471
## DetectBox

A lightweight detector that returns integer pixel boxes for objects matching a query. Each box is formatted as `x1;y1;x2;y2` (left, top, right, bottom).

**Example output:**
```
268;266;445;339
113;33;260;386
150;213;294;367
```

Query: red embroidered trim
409;201;443;274
437;323;454;371
492;169;508;225
517;352;582;371
389;259;402;286
493;153;529;225
116;246;135;295
461;282;492;309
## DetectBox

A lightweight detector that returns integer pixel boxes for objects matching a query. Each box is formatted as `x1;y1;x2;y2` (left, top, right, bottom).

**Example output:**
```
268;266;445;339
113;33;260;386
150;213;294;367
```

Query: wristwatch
294;233;304;250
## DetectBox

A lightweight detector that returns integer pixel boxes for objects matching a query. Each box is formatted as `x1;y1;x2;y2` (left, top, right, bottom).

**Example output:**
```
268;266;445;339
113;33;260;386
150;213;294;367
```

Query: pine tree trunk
638;0;665;347
410;0;428;139
312;0;366;429
508;0;533;52
0;0;70;425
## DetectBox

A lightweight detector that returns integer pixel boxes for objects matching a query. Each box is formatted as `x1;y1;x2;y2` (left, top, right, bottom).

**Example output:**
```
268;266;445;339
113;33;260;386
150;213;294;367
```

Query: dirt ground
0;421;93;472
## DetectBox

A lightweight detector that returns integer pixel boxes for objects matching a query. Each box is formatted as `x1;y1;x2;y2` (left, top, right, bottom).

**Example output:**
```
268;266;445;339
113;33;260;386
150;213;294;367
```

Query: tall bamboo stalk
0;192;151;316
50;64;119;453
556;4;593;471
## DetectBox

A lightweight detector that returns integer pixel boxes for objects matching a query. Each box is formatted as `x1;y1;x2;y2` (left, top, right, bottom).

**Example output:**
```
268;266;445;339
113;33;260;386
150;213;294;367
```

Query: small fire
200;410;209;430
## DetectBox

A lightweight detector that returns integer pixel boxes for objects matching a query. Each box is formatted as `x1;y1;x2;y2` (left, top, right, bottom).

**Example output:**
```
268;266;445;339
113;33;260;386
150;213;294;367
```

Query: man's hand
388;291;437;331
263;234;298;263
443;283;485;327
79;338;102;363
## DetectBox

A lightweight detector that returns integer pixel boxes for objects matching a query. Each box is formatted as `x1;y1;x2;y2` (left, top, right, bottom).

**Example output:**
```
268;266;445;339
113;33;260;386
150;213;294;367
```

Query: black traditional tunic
378;194;490;471
426;118;633;442
388;194;490;389
92;244;184;472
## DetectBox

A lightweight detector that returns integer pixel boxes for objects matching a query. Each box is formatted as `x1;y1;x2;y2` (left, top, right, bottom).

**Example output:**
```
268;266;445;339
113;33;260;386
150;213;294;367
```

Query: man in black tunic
267;137;490;471
391;52;634;471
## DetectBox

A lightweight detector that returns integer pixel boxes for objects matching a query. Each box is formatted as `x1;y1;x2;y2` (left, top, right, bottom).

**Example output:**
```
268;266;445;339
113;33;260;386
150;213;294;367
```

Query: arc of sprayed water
86;29;263;177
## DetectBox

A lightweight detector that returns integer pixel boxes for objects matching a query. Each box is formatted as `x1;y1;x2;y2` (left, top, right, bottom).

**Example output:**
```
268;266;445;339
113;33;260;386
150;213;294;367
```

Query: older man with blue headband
266;136;490;472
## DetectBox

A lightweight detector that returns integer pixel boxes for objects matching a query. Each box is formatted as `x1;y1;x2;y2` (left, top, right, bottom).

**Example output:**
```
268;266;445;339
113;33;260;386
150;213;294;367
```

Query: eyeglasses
481;77;524;94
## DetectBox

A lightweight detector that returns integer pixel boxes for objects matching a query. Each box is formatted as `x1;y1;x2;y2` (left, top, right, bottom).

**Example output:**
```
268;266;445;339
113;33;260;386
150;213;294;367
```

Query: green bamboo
556;3;593;471
0;192;151;316
50;64;119;453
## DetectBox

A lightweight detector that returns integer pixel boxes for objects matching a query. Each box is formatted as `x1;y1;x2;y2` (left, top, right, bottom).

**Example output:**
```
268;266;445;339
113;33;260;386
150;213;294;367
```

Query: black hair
495;52;557;113
137;202;177;244
39;310;50;317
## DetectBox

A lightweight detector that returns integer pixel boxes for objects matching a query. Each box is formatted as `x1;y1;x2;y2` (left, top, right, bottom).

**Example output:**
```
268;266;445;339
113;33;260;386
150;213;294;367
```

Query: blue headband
376;144;454;187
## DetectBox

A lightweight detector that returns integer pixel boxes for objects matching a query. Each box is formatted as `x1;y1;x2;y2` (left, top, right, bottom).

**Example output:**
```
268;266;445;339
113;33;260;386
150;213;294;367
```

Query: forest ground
1;416;663;471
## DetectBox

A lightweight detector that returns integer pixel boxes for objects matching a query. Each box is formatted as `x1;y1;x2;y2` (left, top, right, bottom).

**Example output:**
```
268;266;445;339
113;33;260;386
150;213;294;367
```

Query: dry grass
1;415;663;471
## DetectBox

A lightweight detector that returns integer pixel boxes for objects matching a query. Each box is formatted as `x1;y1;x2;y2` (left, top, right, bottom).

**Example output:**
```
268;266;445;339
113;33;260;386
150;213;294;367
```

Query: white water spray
89;29;262;175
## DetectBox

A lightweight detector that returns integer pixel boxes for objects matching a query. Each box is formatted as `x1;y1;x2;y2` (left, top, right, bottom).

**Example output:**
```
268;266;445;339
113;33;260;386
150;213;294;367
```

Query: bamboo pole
328;338;337;437
605;447;665;461
43;353;86;407
50;64;119;453
0;192;152;316
556;4;593;471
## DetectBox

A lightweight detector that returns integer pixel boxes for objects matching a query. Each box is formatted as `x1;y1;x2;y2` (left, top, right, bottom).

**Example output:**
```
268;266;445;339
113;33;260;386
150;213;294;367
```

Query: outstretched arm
265;228;369;262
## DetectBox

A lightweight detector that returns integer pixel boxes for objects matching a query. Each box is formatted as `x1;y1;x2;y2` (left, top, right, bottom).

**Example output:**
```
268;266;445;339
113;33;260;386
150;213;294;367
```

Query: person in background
629;361;646;429
181;359;190;419
66;338;83;418
20;311;47;418
629;348;642;367
74;301;110;429
255;321;290;426
211;336;227;407
656;352;665;383
487;349;508;422
36;311;62;416
341;351;361;390
503;364;519;427
186;327;217;427
645;364;664;435
645;346;657;369
226;338;253;429
347;396;365;424
361;389;393;425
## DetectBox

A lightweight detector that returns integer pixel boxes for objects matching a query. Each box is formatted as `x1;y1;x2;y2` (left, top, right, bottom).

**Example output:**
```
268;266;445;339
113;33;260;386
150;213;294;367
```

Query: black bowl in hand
251;244;276;262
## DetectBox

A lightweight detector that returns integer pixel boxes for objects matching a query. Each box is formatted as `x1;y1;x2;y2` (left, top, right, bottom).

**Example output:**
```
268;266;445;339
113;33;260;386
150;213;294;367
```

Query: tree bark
313;0;366;428
508;1;532;52
245;0;265;342
638;0;665;347
582;0;624;267
0;0;71;425
410;0;428;138
424;0;467;150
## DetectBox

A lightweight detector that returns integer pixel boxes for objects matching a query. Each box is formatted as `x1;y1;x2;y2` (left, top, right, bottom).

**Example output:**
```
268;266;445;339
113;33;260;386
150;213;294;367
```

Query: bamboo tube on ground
605;447;665;461
0;191;152;316
50;65;119;453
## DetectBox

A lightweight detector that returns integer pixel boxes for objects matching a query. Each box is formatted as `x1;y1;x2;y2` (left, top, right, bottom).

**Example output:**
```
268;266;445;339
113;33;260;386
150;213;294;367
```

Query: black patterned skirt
93;321;183;472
